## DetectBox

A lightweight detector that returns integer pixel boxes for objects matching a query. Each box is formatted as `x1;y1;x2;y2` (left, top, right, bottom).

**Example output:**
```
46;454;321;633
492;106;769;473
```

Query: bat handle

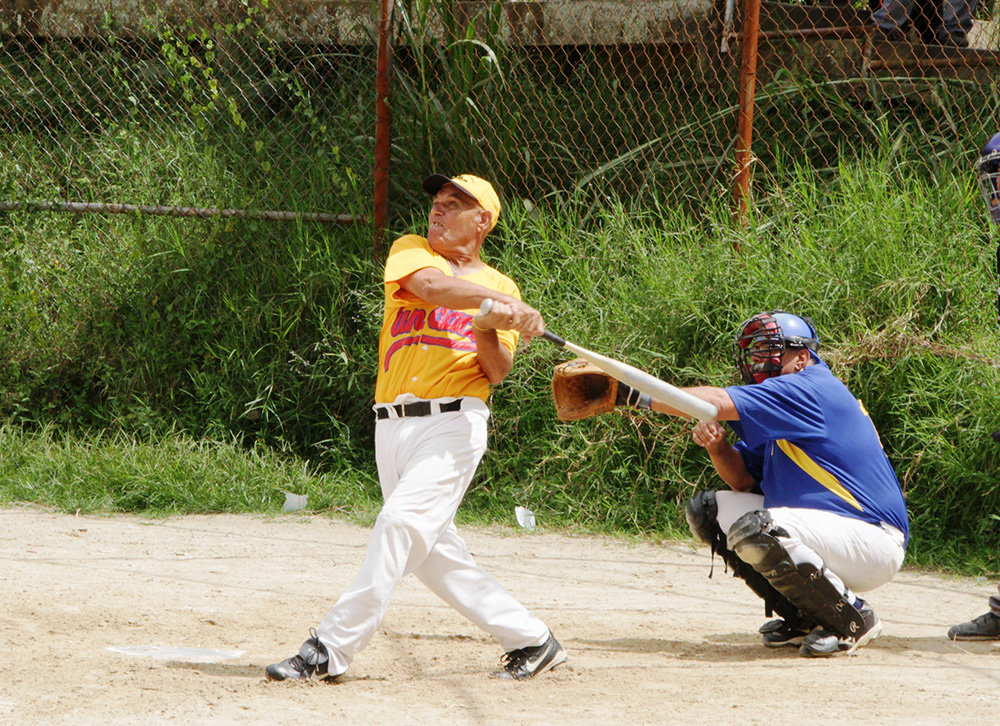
479;298;494;316
542;330;566;347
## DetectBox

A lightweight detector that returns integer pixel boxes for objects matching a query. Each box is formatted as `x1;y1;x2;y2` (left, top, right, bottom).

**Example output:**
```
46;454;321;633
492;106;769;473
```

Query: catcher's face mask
735;313;785;385
979;163;1000;226
734;311;819;385
977;134;1000;226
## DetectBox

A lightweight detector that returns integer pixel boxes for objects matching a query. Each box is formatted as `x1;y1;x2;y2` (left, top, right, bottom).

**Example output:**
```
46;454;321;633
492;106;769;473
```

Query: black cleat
491;633;566;681
799;601;882;657
759;618;816;648
948;612;1000;641
266;629;331;681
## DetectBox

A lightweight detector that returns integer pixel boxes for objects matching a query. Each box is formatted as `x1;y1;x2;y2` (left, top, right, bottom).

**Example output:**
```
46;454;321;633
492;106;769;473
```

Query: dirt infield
2;505;998;725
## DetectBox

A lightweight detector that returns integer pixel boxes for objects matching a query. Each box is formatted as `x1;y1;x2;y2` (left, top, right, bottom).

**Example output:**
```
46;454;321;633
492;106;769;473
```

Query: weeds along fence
1;0;999;416
2;2;1000;445
5;2;1000;559
4;1;1000;229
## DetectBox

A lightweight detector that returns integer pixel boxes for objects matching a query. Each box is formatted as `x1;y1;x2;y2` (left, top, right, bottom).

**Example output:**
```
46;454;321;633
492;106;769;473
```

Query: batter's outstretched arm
401;268;544;338
399;267;540;384
399;267;545;338
468;324;512;383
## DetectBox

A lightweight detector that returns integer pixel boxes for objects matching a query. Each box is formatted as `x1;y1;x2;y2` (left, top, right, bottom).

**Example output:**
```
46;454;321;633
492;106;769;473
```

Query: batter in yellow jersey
377;234;519;404
266;174;566;683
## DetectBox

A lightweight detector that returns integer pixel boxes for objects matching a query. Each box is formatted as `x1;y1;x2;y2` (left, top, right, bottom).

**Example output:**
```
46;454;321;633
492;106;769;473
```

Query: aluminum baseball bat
478;299;718;422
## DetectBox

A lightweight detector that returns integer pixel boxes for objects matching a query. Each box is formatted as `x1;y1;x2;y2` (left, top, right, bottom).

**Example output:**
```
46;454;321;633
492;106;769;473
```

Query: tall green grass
3;152;1000;571
0;423;380;518
4;19;1000;573
474;144;1000;572
4;133;1000;572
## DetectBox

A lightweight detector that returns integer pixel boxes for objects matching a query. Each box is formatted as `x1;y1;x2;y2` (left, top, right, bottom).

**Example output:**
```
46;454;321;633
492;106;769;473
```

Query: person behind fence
947;132;1000;641
870;0;976;47
265;173;566;682
621;311;908;657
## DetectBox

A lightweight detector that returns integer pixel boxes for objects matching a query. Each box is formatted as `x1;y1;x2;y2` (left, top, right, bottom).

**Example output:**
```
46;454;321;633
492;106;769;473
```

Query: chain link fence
2;1;370;224
2;0;999;232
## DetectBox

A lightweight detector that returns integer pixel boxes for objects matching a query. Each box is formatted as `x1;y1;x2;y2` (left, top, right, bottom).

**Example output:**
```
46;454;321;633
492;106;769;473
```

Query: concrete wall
1;0;716;45
970;19;999;50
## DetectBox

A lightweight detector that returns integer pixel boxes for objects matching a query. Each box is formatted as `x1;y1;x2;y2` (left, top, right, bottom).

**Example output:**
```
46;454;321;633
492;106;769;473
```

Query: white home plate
107;645;245;663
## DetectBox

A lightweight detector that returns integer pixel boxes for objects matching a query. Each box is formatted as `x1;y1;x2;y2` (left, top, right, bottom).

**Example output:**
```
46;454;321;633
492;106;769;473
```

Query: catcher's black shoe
948;612;1000;641
759;618;815;648
266;629;332;681
491;632;566;681
799;600;882;657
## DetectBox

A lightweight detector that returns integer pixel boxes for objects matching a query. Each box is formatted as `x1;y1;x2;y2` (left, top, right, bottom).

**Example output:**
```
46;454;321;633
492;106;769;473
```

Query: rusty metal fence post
374;0;393;259
733;0;763;229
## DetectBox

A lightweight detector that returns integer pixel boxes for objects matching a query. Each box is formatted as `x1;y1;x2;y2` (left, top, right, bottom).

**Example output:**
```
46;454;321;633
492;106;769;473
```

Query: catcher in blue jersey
625;311;909;657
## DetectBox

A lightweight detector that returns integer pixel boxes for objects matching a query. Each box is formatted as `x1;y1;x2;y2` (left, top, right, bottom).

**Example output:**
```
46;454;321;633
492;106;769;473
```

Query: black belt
376;399;463;420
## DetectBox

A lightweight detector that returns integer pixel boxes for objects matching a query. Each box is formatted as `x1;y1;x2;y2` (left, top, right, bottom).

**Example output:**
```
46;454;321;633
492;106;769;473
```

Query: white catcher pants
715;491;906;604
315;397;549;675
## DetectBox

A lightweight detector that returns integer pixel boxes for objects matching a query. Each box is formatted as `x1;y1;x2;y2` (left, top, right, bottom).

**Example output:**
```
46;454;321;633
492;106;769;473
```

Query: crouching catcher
664;311;909;657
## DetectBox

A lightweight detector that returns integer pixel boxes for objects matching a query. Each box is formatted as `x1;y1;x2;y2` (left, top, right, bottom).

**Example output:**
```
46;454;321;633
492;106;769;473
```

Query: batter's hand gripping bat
479;299;718;422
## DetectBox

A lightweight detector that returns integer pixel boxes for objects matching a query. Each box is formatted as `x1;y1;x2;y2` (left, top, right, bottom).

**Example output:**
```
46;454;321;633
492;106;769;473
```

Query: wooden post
733;0;763;230
373;0;392;258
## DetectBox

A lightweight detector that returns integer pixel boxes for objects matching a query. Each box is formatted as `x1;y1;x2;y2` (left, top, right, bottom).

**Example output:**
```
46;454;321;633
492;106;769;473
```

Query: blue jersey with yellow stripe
726;360;909;545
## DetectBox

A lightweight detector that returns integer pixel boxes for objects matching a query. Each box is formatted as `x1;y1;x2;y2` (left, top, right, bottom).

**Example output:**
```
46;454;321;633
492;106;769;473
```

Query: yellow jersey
375;235;520;404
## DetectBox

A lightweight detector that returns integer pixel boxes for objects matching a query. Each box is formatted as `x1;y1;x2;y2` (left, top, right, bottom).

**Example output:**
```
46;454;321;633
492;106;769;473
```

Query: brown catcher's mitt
552;358;618;421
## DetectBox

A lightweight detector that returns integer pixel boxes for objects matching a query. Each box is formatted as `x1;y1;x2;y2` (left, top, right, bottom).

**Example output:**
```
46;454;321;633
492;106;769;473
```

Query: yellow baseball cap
422;173;501;231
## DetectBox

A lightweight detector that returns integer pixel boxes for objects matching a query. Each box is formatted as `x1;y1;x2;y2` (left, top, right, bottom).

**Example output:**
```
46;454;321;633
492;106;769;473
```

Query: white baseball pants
715;491;906;603
315;397;549;676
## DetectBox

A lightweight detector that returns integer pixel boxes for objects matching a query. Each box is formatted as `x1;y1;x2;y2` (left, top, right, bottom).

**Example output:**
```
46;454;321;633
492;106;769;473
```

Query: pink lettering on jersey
389;309;427;336
428;307;471;335
383;307;477;371
412;309;426;331
384;335;422;370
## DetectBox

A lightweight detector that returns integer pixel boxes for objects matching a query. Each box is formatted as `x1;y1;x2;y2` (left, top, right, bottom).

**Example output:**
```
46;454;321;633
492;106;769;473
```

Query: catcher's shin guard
685;491;811;626
728;510;864;638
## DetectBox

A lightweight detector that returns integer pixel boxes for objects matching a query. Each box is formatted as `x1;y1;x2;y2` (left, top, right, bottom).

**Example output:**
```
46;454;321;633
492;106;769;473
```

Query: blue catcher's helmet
977;132;1000;226
734;310;819;385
